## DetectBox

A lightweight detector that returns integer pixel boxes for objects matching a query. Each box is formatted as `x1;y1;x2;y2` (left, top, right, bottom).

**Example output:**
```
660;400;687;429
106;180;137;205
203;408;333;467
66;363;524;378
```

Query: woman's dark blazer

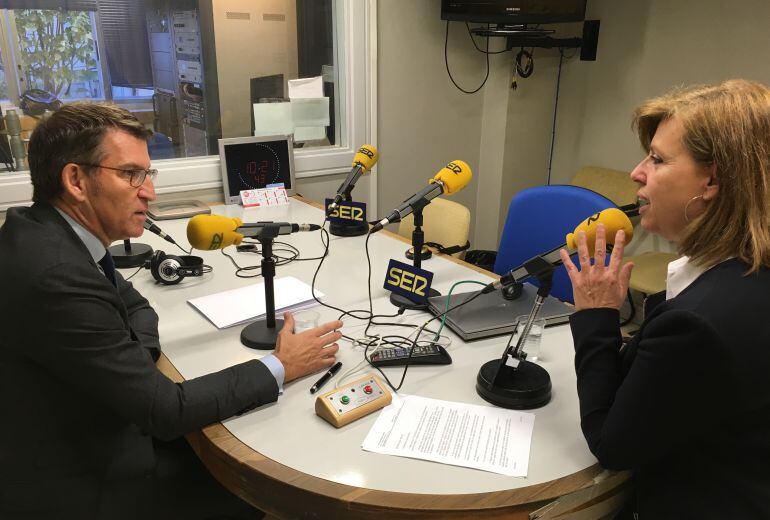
570;258;770;519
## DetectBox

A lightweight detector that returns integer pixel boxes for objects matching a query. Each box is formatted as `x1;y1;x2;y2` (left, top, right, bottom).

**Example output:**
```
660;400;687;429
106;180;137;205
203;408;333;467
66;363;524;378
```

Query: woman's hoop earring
684;194;704;223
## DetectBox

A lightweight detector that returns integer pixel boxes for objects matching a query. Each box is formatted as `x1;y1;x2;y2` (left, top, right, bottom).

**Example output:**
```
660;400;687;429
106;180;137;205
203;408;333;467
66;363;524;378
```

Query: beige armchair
397;197;471;259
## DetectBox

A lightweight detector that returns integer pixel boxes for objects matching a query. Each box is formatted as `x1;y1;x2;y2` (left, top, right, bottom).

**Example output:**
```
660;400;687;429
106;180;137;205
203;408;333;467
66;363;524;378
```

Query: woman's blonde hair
633;79;770;272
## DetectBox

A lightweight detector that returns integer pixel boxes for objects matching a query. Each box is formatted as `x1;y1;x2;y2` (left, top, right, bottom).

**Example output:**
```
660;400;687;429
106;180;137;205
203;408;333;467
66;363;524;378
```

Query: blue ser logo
383;259;434;304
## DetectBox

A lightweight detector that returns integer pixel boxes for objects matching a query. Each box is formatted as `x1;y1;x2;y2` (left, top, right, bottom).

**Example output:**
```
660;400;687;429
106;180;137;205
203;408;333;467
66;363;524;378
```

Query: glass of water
514;315;546;361
292;310;321;334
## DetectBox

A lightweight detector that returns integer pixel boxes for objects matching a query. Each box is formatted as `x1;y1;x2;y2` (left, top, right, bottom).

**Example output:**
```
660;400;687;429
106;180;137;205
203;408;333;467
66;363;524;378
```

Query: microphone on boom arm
370;160;473;233
326;144;379;216
186;214;320;251
186;214;322;351
482;207;635;294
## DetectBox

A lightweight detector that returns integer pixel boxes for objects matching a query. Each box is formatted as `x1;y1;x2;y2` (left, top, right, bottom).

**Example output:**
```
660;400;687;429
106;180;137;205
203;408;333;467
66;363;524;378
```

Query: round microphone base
476;359;551;410
241;318;284;350
109;242;153;269
329;221;369;237
405;246;433;262
389;288;440;311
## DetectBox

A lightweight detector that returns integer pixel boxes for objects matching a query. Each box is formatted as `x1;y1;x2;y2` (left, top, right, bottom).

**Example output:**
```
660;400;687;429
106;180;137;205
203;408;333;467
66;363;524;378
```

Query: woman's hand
559;223;634;311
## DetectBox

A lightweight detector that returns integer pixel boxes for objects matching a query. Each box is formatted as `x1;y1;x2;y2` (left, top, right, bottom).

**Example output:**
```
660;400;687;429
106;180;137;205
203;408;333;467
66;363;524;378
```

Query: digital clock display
218;135;295;204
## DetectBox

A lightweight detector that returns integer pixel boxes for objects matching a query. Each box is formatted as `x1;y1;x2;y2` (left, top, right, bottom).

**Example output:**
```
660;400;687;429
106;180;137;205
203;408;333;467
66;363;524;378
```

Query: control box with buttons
314;374;392;428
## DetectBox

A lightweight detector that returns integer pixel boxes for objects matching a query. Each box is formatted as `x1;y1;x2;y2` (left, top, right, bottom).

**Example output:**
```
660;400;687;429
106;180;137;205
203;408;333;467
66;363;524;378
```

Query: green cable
434;280;489;340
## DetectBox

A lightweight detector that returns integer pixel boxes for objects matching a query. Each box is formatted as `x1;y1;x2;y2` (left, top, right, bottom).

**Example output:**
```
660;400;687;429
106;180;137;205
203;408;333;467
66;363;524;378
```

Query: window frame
0;0;378;213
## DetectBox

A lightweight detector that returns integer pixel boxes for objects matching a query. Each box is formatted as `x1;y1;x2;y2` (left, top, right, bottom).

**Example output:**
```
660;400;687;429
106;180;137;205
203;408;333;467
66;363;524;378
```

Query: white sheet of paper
291;97;330;126
288;76;323;99
188;276;324;329
362;394;535;477
252;102;293;137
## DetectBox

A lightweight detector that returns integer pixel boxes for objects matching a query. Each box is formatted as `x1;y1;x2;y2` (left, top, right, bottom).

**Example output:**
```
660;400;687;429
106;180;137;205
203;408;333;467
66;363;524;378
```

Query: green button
340;395;350;405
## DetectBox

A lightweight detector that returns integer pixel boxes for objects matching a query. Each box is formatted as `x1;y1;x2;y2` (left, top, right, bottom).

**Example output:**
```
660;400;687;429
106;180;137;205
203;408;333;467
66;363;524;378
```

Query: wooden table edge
159;356;626;518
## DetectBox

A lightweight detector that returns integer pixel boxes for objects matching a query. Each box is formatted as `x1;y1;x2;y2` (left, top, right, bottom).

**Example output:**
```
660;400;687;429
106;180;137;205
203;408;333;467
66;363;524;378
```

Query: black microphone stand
389;199;441;311
476;258;554;409
109;239;153;268
328;185;369;237
241;224;284;350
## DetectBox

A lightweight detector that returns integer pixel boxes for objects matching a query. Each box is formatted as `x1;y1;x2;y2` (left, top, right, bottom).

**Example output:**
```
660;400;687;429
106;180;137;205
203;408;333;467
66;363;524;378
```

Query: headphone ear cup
151;251;184;285
149;250;165;284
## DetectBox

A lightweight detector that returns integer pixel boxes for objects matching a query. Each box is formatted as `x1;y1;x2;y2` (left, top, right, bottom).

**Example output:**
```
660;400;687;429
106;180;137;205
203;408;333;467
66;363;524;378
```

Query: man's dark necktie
98;251;117;287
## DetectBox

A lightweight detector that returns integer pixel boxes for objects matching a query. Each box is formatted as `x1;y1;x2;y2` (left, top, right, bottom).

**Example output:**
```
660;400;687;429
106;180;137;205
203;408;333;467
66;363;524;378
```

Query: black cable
175;242;193;255
353;227;480;393
546;49;565;185
515;48;534;78
123;265;144;281
373;287;488;392
284;221;488;393
309;223;374;321
220;240;301;278
445;20;490;94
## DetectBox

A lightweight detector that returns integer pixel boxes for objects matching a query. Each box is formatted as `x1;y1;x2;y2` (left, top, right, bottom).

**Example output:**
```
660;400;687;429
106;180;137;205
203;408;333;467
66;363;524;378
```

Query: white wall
377;0;485;243
378;0;770;254
554;0;770;183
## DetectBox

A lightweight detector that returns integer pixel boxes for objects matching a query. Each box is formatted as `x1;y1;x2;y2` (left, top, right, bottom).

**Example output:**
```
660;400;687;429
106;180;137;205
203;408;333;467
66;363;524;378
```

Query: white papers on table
187;276;324;329
362;394;535;477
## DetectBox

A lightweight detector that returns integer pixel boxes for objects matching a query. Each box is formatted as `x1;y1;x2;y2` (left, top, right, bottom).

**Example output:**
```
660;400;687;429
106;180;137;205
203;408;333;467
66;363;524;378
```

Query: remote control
369;344;452;367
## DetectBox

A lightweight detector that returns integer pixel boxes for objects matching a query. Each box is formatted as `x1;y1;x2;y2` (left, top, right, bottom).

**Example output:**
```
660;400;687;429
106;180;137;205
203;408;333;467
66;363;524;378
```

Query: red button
364;385;373;394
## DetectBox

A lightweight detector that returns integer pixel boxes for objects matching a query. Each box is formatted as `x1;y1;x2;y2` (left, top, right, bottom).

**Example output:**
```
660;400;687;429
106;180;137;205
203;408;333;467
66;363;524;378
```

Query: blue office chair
493;185;616;303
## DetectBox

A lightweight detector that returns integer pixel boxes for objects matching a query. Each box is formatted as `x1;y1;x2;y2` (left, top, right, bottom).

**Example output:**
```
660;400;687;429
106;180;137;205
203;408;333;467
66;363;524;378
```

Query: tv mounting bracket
471;20;600;61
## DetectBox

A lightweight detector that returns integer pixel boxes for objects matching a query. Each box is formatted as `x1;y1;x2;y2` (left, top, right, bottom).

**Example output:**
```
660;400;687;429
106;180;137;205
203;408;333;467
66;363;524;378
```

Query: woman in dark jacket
560;79;770;519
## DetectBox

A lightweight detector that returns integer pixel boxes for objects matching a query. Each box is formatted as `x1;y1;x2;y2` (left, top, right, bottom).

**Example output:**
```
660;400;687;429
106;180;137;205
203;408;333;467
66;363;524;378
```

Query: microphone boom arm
484;244;564;293
327;164;365;214
235;221;320;238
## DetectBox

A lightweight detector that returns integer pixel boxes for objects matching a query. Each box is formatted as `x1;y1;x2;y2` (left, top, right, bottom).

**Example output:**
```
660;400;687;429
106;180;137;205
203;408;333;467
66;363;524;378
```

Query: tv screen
441;0;587;25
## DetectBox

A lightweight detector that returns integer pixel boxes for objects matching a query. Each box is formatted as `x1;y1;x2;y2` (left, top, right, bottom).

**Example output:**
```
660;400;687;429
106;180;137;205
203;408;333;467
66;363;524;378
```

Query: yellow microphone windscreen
431;160;472;195
352;144;378;172
187;214;244;250
565;207;634;251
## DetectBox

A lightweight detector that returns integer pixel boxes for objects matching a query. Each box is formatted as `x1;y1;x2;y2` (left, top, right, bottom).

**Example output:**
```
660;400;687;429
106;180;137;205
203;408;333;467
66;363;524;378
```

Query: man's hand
559;223;634;311
273;311;342;383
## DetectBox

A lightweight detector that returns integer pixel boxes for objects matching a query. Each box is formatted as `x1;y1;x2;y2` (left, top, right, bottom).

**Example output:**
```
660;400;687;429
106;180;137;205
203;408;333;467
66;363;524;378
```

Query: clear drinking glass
293;310;321;333
514;315;547;361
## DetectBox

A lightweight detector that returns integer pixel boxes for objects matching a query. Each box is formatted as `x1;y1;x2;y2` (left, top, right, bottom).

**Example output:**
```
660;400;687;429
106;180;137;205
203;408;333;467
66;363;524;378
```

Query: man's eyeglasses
78;164;158;187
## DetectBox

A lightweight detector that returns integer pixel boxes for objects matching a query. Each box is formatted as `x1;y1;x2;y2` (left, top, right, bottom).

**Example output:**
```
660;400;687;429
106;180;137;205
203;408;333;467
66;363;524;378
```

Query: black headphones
146;250;204;285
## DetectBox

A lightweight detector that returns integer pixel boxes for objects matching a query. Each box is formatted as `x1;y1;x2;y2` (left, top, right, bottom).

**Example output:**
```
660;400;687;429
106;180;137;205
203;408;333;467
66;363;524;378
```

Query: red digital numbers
247;160;271;185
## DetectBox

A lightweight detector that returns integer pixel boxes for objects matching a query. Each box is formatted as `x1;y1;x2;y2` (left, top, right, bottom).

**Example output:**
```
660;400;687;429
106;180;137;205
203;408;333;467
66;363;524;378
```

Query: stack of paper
362;394;535;477
188;276;324;329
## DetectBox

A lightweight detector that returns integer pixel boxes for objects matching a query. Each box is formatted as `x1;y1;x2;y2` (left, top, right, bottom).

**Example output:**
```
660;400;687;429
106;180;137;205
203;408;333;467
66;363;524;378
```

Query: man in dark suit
0;103;342;519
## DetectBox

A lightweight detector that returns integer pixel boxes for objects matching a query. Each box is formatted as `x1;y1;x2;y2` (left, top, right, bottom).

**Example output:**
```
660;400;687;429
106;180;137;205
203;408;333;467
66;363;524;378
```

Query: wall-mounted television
441;0;587;25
